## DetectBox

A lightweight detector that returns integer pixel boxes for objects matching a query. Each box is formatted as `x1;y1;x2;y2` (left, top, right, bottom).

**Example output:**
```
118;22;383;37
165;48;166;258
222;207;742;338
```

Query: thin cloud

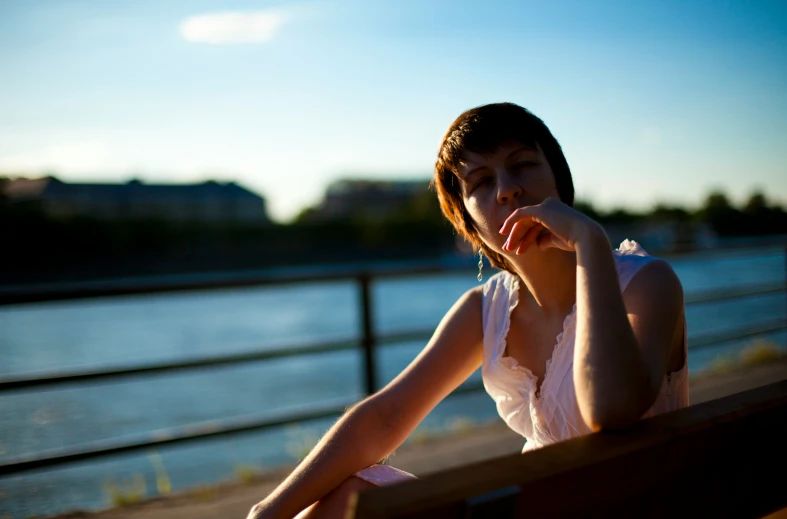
179;11;287;44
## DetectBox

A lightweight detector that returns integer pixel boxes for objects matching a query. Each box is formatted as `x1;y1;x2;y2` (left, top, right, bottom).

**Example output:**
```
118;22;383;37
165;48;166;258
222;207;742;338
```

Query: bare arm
573;229;684;431
248;286;484;519
499;197;685;432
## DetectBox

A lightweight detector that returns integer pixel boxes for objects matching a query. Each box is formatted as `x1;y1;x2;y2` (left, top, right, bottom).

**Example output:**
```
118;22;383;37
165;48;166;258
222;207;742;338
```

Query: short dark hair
432;102;574;271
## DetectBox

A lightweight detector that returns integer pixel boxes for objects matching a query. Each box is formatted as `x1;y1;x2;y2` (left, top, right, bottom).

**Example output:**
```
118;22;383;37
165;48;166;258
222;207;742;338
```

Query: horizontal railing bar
2;315;785;477
3;305;785;393
688;318;787;350
3;319;780;475
0;399;355;477
1;243;784;307
0;328;437;392
0;260;473;306
0;337;360;391
683;281;786;305
0;383;486;477
0;242;782;478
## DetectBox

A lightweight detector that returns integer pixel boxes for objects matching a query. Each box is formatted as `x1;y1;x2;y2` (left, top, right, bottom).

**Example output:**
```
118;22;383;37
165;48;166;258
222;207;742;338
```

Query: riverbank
46;356;787;519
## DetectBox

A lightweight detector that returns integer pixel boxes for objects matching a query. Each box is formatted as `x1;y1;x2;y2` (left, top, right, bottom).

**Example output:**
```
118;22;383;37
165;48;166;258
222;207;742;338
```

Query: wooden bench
353;380;787;518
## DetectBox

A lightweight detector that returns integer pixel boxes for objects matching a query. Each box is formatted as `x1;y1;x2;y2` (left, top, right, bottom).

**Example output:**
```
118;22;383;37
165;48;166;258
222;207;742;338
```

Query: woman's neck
509;248;577;318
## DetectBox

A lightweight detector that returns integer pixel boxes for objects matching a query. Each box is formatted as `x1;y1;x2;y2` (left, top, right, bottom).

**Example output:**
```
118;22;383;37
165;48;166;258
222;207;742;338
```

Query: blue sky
1;0;785;222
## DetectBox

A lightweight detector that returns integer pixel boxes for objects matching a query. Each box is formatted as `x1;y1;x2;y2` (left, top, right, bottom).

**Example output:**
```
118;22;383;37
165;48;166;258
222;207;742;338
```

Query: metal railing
1;245;785;477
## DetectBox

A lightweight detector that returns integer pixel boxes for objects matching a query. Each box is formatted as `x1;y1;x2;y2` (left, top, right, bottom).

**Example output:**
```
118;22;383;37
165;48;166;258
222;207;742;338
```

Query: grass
285;425;321;460
192;486;220;502
100;451;171;508
98;451;272;510
446;416;479;436
739;339;786;366
694;338;787;379
148;452;171;496
407;416;499;446
102;474;147;507
234;464;263;484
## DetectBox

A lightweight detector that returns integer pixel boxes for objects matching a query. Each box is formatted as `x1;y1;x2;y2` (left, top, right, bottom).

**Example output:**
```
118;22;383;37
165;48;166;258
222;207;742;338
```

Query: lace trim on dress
498;273;530;373
496;238;646;404
538;302;577;400
482;239;689;451
497;273;578;402
617;238;643;255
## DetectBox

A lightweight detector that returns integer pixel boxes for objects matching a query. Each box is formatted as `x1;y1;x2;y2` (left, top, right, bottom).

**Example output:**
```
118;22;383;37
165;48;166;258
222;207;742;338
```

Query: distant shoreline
3;236;785;293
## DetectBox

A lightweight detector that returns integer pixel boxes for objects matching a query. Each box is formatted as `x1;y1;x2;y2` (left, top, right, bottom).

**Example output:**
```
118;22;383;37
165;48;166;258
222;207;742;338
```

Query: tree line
574;191;786;236
2;188;785;285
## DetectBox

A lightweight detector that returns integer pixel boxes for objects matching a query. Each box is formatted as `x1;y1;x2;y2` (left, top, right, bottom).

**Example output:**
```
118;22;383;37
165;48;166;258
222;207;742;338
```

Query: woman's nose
497;175;522;204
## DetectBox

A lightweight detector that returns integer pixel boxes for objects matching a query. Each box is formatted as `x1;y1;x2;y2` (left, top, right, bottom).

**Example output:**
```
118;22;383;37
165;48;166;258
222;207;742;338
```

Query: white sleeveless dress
355;239;690;484
481;239;689;452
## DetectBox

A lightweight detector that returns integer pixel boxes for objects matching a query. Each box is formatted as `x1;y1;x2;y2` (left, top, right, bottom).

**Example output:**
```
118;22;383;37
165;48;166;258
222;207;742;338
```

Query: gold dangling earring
477;248;484;282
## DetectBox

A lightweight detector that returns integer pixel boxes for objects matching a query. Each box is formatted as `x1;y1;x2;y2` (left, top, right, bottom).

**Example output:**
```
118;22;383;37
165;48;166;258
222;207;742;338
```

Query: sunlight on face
458;141;559;252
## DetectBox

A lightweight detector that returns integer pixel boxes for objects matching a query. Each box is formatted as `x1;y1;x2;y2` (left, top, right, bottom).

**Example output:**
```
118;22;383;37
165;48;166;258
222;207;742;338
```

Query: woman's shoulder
478;269;520;332
612;239;676;269
613;239;682;296
481;269;517;295
458;272;509;311
453;269;516;311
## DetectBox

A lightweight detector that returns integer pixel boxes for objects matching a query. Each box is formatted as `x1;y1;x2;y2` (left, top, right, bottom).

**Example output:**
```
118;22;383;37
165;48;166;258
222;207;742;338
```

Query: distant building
308;179;431;222
2;176;269;225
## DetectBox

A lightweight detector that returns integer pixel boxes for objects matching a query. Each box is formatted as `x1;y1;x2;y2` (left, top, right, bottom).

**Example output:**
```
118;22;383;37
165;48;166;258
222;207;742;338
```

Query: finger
536;230;562;251
515;223;545;254
503;217;538;251
499;206;537;235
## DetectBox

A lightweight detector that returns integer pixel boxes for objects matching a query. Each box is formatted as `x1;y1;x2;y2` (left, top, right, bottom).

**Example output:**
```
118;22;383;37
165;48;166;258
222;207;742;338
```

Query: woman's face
457;140;560;254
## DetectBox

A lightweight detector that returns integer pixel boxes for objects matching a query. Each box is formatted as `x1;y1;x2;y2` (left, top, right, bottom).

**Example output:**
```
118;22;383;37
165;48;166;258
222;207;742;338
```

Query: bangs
440;105;542;176
432;102;575;274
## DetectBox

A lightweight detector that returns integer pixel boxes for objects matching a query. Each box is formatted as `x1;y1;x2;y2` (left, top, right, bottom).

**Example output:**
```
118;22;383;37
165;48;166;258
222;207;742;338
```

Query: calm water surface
1;247;785;517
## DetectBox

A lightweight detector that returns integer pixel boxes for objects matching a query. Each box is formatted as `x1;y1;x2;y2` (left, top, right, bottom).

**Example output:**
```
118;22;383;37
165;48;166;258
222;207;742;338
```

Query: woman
248;102;689;519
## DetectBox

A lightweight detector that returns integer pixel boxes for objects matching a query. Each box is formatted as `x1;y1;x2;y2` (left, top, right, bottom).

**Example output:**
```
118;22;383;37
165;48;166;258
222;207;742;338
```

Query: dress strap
481;270;519;365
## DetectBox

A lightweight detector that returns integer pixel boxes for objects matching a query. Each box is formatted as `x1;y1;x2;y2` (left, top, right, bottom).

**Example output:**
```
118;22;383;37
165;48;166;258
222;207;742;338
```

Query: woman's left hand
499;197;605;254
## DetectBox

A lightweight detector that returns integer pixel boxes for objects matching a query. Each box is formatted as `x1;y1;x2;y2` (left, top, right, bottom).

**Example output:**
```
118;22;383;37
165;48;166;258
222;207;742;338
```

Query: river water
1;246;785;517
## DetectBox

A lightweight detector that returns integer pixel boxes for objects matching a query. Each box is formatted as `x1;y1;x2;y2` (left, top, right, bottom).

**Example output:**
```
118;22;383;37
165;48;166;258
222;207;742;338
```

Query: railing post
359;274;378;396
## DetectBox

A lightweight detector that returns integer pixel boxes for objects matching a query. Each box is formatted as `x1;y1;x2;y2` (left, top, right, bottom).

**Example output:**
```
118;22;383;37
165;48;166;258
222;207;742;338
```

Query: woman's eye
473;177;491;190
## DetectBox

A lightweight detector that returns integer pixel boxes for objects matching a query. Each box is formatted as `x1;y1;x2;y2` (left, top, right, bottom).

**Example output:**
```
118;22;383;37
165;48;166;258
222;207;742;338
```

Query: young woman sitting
247;102;689;519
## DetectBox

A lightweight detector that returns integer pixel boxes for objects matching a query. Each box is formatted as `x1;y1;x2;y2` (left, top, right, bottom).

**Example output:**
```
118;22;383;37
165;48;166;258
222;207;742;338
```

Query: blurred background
1;1;786;517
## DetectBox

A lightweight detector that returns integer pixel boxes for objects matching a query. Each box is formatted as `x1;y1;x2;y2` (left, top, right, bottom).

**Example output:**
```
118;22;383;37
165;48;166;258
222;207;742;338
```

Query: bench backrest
353;380;787;519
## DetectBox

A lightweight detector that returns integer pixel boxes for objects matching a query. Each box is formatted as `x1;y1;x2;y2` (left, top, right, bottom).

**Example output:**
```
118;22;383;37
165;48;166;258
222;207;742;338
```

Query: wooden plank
353;380;787;519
